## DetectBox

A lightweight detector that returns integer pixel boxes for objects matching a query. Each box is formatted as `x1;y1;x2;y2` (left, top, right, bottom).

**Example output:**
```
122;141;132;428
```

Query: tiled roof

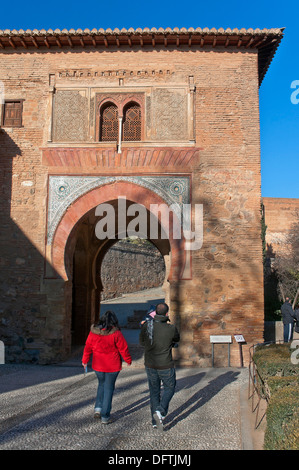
0;26;284;84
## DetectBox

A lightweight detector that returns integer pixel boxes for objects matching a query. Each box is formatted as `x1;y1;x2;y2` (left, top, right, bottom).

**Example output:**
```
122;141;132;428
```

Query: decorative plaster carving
47;175;190;244
152;88;188;141
52;90;88;142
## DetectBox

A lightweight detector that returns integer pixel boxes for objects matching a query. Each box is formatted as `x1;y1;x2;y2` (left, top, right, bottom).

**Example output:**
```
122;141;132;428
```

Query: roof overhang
0;27;284;85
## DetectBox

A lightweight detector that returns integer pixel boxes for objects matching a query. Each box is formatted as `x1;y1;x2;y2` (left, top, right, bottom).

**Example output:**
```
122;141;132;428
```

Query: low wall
264;321;299;343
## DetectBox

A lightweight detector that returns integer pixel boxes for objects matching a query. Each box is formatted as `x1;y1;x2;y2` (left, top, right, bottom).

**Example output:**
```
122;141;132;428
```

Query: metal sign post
210;336;232;367
234;335;245;368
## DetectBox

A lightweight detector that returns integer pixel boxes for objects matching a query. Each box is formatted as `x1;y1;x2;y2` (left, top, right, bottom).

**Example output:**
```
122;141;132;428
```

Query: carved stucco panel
47;175;191;245
152;88;188;141
52;89;88;142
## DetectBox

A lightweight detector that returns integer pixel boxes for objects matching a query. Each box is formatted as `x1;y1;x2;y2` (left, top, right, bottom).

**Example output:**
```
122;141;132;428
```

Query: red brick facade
263;197;299;257
0;27;284;365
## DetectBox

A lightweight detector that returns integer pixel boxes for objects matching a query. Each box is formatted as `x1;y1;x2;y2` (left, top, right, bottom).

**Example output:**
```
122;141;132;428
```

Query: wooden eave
0;27;284;84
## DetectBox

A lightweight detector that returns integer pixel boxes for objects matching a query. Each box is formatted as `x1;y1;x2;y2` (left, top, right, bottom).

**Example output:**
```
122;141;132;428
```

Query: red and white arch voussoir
51;180;187;281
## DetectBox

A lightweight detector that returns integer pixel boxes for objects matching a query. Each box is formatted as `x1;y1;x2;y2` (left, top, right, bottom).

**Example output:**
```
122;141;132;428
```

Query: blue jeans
94;371;119;419
283;323;294;342
145;367;176;425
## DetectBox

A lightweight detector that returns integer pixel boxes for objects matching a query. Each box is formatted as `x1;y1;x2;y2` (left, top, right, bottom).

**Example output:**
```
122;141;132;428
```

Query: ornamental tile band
47;175;190;244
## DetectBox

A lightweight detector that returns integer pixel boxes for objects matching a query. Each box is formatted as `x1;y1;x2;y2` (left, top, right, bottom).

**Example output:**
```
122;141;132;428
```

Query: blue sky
0;0;298;199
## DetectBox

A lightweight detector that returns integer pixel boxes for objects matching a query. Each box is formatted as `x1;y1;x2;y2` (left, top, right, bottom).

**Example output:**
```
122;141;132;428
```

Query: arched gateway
50;180;189;281
0;27;284;366
48;180;188;350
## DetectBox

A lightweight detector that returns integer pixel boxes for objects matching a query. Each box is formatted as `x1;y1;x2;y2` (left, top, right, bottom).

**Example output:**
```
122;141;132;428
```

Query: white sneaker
153;411;164;432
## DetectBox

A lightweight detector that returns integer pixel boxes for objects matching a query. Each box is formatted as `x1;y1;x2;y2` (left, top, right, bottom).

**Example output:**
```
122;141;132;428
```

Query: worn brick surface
0;42;266;366
263;197;299;256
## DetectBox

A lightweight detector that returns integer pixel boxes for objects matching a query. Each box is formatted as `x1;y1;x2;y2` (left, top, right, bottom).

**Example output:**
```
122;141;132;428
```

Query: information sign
234;335;245;343
210;335;232;343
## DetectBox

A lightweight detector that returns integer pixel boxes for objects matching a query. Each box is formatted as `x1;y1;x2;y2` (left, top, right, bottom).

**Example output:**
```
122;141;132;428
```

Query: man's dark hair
156;303;169;316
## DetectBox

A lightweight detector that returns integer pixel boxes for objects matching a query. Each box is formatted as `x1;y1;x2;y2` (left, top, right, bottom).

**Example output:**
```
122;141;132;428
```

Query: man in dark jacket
281;297;295;342
139;302;180;431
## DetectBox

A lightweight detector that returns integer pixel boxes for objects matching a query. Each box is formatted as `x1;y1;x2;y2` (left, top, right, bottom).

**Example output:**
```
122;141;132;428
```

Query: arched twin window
99;101;141;142
99;103;119;142
122;103;141;141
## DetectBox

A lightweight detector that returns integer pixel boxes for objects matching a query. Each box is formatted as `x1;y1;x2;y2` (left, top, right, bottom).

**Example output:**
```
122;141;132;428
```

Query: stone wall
263;197;299;257
262;197;299;318
100;240;165;300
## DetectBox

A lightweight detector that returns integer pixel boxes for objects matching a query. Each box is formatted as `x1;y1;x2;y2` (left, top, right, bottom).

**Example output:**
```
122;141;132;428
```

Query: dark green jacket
139;314;180;369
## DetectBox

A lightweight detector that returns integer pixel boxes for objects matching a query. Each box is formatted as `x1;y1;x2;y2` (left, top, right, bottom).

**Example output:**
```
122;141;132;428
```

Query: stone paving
0;354;254;451
0;288;257;451
100;286;165;327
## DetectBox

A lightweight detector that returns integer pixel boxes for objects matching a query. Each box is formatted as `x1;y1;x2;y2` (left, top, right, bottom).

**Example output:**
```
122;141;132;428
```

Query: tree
273;216;299;309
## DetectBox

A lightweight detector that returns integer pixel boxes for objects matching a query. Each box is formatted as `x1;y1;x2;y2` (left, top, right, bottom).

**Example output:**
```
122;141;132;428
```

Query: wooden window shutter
99;103;118;141
3;101;23;127
123;103;141;141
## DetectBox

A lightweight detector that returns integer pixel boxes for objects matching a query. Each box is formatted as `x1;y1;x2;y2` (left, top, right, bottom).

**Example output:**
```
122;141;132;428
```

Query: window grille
2;100;23;127
123;104;141;141
99;103;118;141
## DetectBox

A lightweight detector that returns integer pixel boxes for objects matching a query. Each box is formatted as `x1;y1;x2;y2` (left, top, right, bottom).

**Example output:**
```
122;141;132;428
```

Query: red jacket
82;325;132;372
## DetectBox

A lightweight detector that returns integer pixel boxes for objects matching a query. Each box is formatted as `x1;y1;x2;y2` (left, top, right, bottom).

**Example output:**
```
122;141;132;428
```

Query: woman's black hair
98;310;120;331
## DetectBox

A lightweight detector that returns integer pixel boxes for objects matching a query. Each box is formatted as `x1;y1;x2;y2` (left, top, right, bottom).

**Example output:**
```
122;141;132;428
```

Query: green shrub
266;376;299;397
282;409;299;450
253;343;299;381
264;385;299;450
252;343;299;450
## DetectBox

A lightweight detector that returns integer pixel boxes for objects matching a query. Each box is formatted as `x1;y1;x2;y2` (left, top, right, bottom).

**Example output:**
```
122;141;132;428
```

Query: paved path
100;286;165;327
0;288;257;451
0;358;254;451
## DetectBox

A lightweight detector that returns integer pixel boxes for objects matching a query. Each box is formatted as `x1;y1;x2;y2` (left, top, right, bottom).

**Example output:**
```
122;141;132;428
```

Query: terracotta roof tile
0;26;284;84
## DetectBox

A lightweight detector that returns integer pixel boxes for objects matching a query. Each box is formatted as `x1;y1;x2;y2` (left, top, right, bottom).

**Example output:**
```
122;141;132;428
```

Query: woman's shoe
101;417;110;424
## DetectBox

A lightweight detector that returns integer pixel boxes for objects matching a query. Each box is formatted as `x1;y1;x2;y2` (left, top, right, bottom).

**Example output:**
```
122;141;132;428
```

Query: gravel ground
0;361;252;451
0;288;257;453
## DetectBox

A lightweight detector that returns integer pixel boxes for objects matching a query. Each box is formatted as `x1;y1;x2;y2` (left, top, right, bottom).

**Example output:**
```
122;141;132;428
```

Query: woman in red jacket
82;310;132;424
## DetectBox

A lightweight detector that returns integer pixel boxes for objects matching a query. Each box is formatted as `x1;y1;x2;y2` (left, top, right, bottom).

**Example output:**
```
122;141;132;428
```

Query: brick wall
263;197;299;256
0;43;264;366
